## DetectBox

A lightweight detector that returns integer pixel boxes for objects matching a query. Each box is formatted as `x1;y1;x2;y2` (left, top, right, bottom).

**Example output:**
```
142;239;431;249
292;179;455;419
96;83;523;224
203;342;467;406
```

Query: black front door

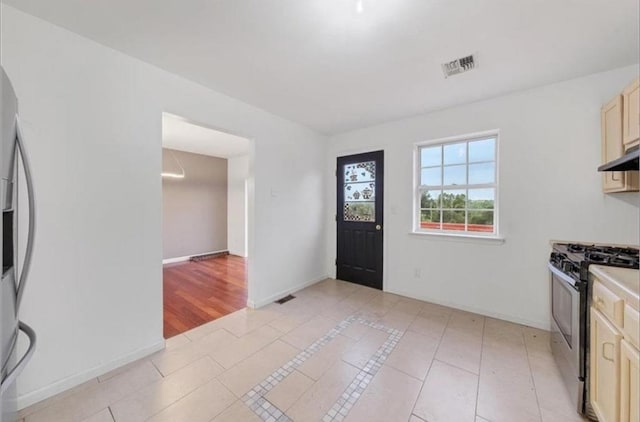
336;151;383;290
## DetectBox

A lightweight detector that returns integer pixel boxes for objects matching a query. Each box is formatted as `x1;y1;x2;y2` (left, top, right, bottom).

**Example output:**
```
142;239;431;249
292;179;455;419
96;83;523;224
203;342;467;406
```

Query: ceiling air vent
441;54;476;78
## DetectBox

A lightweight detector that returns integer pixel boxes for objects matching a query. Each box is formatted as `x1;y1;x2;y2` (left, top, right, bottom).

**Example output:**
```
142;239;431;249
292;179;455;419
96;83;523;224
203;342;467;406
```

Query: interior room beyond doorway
161;113;251;338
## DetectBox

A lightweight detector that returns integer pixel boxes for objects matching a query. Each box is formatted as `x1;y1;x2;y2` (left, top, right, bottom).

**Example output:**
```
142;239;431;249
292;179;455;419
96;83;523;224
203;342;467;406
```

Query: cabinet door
623;304;639;349
602;96;626;192
620;339;639;422
601;95;639;192
623;78;640;150
590;307;622;422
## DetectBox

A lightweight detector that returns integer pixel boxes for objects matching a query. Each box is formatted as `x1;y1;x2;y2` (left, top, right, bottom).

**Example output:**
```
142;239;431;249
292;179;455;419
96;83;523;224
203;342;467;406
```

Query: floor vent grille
275;294;296;304
189;251;229;262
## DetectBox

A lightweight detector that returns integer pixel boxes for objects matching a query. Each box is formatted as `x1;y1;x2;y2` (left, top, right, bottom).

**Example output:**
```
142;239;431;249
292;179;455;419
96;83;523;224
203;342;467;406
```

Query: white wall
228;155;249;257
162;149;228;260
327;65;640;330
2;5;328;408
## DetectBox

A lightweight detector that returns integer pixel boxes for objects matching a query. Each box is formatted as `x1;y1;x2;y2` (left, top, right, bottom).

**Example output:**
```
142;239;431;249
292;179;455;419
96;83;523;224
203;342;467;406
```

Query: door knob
376;225;382;230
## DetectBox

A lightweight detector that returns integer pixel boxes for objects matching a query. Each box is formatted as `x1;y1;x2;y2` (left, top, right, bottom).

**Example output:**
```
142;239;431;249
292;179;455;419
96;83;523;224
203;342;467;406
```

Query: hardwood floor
163;255;247;338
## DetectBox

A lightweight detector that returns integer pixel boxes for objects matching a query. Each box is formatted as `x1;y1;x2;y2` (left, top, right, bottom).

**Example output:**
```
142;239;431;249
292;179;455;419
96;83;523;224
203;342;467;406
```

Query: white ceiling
162;113;250;158
6;0;639;134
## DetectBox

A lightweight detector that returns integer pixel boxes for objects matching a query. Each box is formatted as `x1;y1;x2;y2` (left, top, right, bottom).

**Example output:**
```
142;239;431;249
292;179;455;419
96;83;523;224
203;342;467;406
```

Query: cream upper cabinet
601;95;639;192
620;339;639;422
590;307;622;422
622;78;640;151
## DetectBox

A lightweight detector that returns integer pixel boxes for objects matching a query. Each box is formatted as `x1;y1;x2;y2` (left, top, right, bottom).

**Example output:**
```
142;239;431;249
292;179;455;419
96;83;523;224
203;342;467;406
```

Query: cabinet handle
602;342;616;362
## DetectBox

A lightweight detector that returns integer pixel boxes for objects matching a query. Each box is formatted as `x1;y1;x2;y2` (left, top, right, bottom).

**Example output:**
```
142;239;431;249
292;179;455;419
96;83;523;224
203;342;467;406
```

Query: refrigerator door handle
15;115;36;312
0;321;36;395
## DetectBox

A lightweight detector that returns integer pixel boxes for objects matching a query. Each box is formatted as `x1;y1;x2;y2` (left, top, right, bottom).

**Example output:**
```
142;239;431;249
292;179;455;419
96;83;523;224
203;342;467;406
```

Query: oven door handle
548;263;579;288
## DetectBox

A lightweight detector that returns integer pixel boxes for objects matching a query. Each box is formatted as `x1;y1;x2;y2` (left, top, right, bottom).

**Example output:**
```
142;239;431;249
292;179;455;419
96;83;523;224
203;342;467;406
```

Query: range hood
598;146;640;172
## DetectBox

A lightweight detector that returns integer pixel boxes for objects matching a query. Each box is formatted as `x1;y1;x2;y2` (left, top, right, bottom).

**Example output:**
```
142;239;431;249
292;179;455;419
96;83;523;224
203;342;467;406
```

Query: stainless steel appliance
549;243;639;420
1;67;37;422
598;145;639;171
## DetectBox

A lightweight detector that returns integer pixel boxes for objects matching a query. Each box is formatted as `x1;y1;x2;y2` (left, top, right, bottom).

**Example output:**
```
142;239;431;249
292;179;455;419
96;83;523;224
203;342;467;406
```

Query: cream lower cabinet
620;339;639;422
590;307;622;422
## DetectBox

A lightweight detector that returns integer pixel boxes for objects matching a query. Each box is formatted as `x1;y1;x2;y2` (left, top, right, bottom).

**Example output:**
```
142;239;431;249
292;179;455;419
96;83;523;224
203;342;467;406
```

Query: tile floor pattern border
240;315;404;422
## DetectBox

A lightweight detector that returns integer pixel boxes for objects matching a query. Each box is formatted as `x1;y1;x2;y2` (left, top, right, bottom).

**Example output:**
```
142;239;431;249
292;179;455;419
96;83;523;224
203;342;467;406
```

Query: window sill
409;231;506;245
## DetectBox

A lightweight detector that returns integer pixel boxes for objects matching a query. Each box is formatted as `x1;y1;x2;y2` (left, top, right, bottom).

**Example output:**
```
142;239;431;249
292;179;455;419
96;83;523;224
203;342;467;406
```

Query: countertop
590;265;640;310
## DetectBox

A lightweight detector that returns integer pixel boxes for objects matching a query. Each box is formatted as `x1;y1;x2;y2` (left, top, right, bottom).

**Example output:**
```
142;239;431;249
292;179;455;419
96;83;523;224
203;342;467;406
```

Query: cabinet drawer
593;281;624;327
623;305;639;349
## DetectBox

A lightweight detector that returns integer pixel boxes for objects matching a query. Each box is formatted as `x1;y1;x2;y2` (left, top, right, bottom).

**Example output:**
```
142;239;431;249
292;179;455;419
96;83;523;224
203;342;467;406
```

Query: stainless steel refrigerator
1;67;37;422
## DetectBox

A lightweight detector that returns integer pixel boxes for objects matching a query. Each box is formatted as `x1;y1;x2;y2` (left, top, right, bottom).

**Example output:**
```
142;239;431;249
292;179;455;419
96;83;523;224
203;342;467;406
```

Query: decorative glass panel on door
343;161;376;222
344;202;375;222
344;182;375;201
344;161;376;183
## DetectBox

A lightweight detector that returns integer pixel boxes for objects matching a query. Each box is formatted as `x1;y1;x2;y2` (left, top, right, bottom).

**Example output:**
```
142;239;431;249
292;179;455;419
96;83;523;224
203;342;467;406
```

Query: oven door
549;263;584;413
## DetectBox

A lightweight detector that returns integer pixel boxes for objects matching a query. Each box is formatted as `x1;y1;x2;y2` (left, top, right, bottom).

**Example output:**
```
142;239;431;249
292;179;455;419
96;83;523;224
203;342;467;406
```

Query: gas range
550;242;639;284
549;241;639;419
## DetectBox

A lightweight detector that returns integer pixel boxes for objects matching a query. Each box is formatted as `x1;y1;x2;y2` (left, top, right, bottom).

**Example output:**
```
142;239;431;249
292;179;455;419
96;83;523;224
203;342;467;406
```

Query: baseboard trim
162;249;228;264
17;339;165;410
385;287;550;331
228;249;248;258
189;251;229;262
247;275;329;309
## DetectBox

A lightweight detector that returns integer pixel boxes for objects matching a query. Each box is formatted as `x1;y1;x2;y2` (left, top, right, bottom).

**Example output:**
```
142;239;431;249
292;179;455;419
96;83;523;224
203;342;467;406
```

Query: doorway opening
161;112;252;338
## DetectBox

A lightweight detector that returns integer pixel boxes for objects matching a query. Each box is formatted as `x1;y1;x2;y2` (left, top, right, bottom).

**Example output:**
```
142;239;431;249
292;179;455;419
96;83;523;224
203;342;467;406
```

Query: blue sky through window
420;137;495;187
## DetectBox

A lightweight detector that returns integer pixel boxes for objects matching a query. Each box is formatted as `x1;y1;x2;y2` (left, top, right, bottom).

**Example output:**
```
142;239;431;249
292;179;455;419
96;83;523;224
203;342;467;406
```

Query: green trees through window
416;134;498;234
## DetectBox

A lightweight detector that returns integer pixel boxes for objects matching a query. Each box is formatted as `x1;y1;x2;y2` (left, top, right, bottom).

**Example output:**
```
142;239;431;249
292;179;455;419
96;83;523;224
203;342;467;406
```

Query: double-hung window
415;131;499;237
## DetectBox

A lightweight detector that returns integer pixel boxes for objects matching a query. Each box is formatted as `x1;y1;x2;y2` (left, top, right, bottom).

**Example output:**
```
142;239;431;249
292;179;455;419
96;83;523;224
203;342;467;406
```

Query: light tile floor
19;279;588;422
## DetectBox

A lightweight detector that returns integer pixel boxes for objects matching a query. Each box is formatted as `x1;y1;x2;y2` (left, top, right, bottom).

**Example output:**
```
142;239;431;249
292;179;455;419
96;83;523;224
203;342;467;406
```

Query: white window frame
413;129;500;239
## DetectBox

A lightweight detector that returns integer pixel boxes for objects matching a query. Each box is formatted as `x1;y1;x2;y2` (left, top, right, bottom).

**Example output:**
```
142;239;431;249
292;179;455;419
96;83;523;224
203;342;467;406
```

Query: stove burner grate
567;243;591;253
554;243;640;271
